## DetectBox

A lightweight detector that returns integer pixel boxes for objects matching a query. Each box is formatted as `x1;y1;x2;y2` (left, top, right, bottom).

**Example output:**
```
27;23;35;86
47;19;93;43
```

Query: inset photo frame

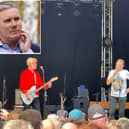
0;0;41;54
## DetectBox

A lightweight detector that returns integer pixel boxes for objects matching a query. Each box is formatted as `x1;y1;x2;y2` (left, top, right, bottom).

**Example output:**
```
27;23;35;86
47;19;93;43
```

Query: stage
90;101;129;110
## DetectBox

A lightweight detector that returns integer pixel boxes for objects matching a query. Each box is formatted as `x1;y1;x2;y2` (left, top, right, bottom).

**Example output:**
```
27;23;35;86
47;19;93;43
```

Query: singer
20;57;52;111
107;59;129;121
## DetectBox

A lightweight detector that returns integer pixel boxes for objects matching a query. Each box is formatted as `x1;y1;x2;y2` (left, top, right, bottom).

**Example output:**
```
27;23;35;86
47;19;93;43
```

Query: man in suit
0;2;40;54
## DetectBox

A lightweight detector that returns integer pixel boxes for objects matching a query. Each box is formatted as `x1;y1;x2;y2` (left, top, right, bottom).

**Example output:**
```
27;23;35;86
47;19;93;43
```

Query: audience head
19;109;42;129
47;114;61;129
0;120;5;129
108;120;118;129
69;109;84;121
87;122;108;129
61;122;78;129
66;119;88;129
117;117;129;129
3;119;33;129
88;104;108;125
8;109;23;120
42;119;55;129
47;114;59;122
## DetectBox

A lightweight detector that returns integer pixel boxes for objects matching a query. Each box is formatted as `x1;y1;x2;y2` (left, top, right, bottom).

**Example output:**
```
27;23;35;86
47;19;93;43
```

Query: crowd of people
0;104;129;129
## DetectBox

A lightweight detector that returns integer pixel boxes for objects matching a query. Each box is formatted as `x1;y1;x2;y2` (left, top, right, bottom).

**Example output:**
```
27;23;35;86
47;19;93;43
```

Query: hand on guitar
46;81;53;89
46;76;59;89
25;92;31;100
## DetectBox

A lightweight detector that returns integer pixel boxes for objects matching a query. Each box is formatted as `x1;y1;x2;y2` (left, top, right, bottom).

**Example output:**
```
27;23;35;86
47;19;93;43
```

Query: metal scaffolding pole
101;0;113;101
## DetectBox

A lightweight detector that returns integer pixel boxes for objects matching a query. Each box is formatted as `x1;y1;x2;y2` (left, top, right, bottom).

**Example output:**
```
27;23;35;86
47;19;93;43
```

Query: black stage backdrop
0;2;102;109
42;2;102;106
113;0;129;68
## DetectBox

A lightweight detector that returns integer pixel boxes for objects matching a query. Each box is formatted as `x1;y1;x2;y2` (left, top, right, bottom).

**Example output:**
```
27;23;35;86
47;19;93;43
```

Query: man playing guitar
20;57;53;111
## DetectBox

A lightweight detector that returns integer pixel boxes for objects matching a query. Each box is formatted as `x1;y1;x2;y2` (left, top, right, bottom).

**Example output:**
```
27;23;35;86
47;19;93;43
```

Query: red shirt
20;69;48;96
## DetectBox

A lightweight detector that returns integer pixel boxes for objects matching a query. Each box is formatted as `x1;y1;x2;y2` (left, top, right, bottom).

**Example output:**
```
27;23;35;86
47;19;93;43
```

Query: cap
69;109;83;120
88;104;105;120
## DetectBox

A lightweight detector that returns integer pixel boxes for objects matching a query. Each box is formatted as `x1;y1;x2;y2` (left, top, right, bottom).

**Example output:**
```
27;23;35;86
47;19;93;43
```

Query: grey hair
0;2;18;12
3;119;34;129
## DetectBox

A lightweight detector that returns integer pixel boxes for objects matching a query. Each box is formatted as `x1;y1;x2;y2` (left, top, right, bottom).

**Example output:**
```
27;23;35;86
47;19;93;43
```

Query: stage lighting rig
56;0;64;16
103;37;112;47
72;0;81;16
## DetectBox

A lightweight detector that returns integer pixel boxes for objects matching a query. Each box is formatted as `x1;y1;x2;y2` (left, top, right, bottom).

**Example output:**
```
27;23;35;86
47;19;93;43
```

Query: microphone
40;66;44;72
40;65;45;83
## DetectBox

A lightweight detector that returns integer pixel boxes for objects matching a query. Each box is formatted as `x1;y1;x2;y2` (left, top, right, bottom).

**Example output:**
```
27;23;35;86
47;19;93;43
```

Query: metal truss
101;0;113;79
101;0;114;101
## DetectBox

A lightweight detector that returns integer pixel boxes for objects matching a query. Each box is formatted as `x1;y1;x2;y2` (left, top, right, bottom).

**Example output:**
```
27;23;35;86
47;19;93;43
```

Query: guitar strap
34;71;37;86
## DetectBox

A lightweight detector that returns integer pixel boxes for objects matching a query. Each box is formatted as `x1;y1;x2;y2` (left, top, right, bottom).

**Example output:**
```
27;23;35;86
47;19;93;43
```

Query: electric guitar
21;76;58;105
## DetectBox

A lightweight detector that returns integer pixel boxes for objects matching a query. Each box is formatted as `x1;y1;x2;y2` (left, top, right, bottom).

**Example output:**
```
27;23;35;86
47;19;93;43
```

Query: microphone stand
2;75;7;108
40;67;47;117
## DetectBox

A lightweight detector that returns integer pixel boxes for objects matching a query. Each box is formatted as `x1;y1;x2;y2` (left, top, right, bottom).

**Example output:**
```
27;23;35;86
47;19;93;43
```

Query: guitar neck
36;83;48;92
35;76;58;93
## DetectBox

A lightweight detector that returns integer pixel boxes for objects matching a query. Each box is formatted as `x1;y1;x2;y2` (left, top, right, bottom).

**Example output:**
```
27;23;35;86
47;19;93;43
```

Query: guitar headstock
59;93;66;103
59;92;64;98
50;76;59;82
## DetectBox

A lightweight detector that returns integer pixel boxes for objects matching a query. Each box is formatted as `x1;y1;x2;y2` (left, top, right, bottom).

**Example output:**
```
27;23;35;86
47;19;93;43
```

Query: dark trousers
23;98;41;112
109;96;126;121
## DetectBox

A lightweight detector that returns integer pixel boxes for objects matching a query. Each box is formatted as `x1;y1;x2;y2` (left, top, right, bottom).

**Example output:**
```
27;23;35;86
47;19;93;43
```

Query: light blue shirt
108;69;129;97
0;40;33;54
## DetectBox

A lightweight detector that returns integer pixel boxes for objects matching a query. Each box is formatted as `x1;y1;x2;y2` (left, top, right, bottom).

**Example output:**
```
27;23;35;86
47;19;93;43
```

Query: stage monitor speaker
14;89;24;109
72;97;89;117
77;87;89;98
15;89;22;105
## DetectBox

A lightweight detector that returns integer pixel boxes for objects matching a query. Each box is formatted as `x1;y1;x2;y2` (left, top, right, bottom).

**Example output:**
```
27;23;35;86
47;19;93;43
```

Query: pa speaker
15;89;22;105
72;97;89;119
77;87;89;98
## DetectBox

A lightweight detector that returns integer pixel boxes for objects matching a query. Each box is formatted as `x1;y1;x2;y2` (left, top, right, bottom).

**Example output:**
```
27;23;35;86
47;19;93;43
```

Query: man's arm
125;71;129;93
106;70;118;86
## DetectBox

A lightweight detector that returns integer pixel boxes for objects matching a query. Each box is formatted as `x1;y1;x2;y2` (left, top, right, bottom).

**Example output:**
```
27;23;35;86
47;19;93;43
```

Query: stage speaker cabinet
72;97;89;113
44;105;60;118
77;87;89;98
15;89;23;105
